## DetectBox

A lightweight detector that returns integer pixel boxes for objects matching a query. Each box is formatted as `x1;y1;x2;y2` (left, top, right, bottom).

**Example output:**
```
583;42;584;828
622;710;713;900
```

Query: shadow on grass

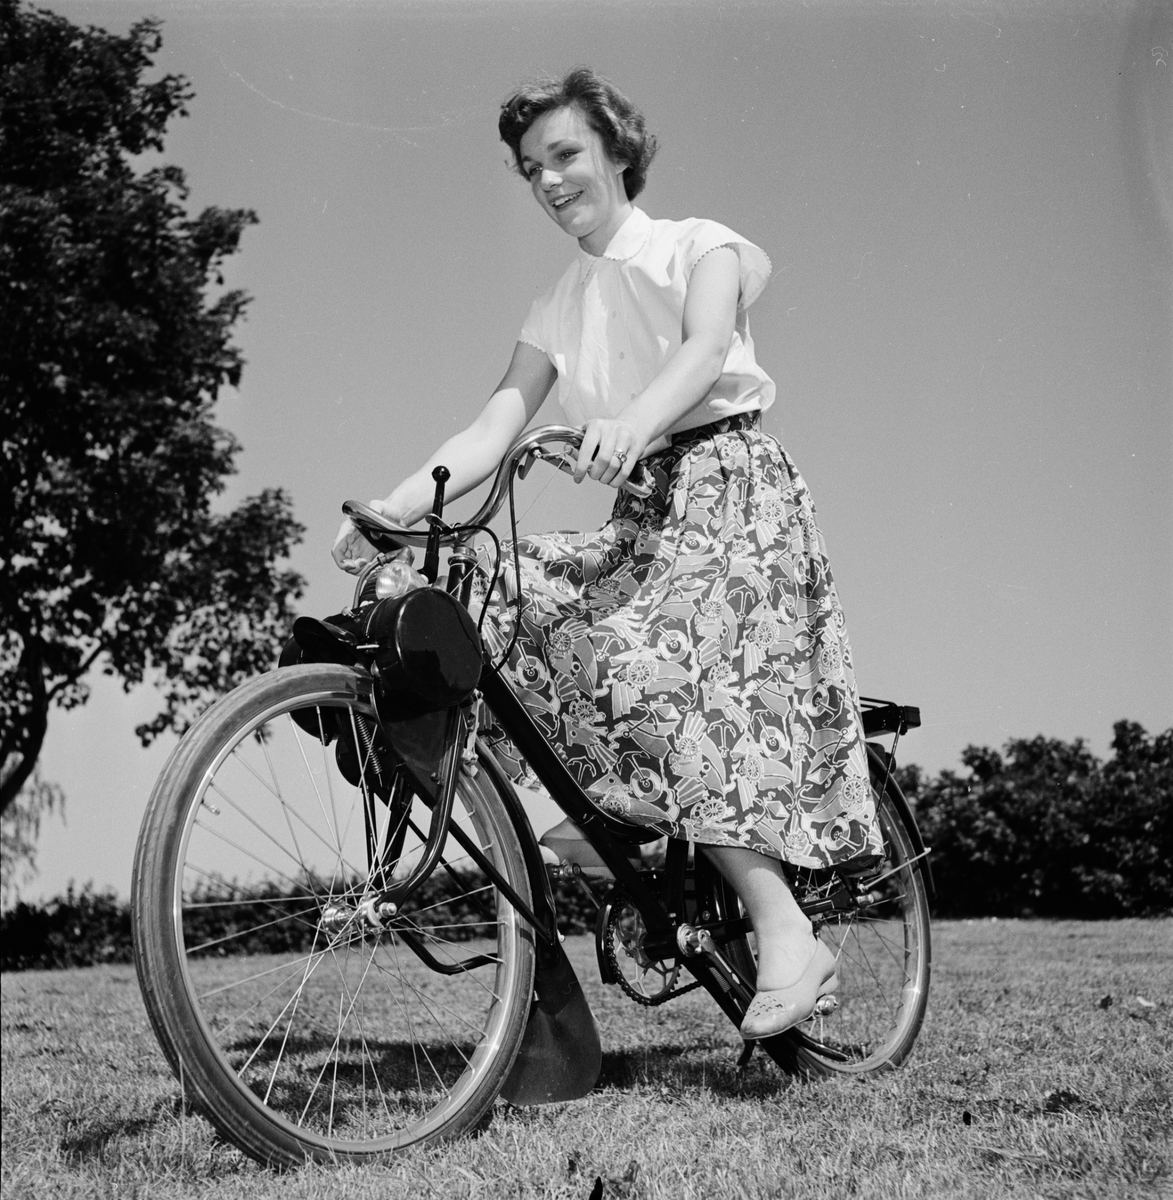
56;1041;795;1165
596;1042;800;1100
59;1097;191;1165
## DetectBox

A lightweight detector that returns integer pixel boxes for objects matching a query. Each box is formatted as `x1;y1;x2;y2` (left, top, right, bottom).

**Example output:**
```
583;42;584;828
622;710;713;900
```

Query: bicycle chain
603;889;703;1007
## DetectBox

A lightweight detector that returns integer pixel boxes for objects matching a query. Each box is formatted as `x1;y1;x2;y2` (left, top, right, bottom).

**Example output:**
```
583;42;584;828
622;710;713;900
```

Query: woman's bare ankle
753;922;817;991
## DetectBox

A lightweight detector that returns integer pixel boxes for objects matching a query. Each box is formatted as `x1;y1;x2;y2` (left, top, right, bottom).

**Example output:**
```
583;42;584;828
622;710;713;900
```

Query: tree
904;722;1172;917
1076;720;1173;916
0;767;62;906
0;2;305;815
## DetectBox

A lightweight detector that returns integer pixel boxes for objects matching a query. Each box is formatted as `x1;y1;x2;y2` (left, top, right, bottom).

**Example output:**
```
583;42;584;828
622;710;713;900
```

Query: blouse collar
578;207;652;280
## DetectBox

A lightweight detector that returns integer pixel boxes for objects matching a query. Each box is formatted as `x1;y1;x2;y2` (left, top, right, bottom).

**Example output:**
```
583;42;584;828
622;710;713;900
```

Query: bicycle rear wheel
712;761;931;1076
132;664;535;1166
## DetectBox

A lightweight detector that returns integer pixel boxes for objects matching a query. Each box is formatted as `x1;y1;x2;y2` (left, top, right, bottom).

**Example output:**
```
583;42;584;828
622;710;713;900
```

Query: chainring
602;889;698;1006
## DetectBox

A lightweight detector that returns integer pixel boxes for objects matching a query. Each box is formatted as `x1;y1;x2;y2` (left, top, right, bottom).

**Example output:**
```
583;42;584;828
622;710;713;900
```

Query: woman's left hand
573;418;647;488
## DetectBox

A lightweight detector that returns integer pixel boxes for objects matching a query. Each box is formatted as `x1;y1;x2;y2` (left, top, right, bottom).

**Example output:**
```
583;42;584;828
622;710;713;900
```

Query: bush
1;872;600;972
903;721;1172;918
1;884;133;971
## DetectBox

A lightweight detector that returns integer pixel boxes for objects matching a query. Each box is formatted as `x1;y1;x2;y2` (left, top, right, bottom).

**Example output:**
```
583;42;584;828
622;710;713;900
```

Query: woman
333;68;881;1039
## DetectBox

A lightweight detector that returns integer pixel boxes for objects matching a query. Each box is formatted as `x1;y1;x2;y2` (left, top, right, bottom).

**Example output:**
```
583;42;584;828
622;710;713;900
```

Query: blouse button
619;351;625;360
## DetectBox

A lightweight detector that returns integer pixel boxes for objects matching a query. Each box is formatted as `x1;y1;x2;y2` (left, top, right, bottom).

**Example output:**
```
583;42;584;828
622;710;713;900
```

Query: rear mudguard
474;744;602;1105
866;742;936;903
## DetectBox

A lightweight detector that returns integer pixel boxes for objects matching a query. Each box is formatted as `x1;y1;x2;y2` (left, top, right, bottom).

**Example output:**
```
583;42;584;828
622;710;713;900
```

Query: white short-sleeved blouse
518;207;775;450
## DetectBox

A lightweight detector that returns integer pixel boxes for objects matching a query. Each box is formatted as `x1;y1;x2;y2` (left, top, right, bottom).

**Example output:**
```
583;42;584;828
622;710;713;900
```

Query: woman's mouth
551;191;583;211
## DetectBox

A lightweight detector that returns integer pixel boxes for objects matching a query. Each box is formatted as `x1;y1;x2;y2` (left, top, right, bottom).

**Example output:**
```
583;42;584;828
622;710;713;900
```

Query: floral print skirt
475;413;881;869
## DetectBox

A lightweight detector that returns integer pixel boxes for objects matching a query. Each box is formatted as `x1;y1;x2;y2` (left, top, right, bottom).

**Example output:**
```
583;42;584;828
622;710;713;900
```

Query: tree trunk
0;642;50;817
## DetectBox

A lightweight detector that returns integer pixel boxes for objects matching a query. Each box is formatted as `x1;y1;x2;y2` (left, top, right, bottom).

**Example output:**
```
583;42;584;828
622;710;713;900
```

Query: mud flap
500;939;601;1105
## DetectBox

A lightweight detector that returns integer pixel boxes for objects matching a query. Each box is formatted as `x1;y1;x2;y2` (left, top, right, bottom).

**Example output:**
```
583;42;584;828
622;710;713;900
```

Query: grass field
2;919;1169;1199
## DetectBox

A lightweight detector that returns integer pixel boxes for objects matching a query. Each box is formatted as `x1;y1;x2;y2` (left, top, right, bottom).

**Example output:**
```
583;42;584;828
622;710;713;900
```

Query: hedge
0;873;602;973
3;720;1169;970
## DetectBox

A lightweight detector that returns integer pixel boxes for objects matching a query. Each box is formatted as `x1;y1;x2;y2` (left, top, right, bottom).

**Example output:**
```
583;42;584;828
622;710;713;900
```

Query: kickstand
736;1042;755;1069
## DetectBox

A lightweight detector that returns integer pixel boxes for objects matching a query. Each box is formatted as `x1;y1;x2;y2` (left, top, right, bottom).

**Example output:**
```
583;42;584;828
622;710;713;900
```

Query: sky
20;0;1173;902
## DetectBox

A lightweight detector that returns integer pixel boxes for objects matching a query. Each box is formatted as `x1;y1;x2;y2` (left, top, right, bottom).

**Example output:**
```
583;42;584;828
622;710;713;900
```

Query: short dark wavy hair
498;67;658;201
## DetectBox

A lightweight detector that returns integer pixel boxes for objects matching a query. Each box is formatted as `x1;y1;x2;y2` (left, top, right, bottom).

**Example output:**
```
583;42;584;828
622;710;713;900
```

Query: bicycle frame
335;426;931;1097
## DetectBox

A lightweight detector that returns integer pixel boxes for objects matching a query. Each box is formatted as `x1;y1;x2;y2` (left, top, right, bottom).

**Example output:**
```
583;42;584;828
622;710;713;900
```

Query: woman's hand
331;515;381;575
332;496;408;574
573;417;648;488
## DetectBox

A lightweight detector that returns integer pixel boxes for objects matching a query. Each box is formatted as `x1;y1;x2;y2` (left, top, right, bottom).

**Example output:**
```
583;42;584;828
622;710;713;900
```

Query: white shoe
739;941;840;1040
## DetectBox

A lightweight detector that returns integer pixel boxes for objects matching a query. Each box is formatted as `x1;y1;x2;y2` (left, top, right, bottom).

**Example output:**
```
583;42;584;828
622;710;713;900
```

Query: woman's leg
702;845;817;991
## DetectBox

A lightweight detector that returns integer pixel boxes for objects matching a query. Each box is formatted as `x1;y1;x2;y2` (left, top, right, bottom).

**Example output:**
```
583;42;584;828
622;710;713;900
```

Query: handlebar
342;424;654;551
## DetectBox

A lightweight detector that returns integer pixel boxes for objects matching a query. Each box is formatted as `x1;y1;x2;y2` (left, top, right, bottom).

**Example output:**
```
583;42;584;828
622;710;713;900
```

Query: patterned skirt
475;413;881;869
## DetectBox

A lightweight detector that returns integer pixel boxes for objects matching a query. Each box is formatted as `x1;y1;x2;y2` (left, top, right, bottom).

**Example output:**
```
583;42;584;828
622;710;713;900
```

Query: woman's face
518;105;631;256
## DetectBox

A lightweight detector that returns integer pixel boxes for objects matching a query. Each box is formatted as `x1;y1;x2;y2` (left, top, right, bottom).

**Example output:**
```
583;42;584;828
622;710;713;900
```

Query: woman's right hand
332;511;382;575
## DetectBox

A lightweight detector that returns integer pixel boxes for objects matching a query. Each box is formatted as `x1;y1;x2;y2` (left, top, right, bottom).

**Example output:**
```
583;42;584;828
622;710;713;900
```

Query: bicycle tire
132;663;535;1166
710;761;932;1076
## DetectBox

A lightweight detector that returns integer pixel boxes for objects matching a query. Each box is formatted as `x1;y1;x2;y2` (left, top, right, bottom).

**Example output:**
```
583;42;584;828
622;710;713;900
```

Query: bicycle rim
132;665;534;1165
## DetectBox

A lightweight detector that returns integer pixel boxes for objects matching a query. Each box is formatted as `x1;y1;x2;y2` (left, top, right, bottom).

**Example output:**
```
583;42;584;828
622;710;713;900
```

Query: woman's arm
573;245;741;485
332;341;555;571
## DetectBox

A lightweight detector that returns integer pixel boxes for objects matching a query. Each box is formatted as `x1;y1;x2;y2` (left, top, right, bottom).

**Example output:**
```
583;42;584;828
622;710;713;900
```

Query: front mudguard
474;745;602;1105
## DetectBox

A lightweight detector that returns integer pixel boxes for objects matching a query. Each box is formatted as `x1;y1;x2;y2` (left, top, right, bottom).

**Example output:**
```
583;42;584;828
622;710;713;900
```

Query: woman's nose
540;168;561;190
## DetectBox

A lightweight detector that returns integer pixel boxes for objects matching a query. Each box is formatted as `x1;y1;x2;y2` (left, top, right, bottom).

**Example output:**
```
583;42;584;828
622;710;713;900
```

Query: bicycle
131;424;933;1167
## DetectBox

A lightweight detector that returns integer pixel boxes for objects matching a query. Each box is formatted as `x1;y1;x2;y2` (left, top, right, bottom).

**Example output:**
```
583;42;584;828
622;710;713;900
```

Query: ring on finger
612;448;628;465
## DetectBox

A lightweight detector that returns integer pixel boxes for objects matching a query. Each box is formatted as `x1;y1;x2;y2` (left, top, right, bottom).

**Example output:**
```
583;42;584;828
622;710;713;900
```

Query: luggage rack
860;696;921;739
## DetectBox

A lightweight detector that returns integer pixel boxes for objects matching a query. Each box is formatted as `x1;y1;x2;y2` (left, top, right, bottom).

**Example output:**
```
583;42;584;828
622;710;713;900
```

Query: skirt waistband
669;411;762;446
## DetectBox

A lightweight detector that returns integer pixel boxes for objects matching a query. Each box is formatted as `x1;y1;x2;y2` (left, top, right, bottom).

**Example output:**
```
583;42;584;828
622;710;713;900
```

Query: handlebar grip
541;445;654;499
620;463;655;499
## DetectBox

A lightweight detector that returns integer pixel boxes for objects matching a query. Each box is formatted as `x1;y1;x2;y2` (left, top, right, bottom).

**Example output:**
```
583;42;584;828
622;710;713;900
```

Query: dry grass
2;919;1169;1199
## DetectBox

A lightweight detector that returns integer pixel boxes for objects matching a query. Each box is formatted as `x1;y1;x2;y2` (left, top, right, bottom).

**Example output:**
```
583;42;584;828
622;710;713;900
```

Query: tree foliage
902;721;1172;917
0;766;63;906
0;2;304;813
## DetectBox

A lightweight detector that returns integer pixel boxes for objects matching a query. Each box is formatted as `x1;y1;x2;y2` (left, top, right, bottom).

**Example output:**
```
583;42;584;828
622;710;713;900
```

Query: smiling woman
501;67;657;255
331;66;883;1041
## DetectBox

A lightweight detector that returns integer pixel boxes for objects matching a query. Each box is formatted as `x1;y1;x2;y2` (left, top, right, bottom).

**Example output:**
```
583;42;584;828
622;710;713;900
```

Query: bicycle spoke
185;902;322;957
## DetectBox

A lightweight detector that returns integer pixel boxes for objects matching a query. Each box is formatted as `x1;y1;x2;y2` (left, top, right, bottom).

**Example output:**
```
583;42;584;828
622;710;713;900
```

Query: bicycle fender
499;936;603;1105
475;746;603;1104
866;742;936;903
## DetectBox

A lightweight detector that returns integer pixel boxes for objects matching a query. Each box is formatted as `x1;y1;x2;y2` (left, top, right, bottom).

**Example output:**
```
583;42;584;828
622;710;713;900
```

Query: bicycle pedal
546;859;626;883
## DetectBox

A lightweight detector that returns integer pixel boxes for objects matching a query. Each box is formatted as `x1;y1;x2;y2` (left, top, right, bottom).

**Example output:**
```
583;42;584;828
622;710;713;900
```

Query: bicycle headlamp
374;559;427;600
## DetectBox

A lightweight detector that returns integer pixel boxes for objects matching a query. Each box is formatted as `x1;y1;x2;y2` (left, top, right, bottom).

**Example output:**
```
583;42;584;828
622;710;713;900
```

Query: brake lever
517;447;544;481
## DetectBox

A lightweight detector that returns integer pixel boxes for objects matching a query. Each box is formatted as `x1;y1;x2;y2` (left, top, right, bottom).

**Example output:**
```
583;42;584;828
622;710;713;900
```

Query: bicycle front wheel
132;664;535;1166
